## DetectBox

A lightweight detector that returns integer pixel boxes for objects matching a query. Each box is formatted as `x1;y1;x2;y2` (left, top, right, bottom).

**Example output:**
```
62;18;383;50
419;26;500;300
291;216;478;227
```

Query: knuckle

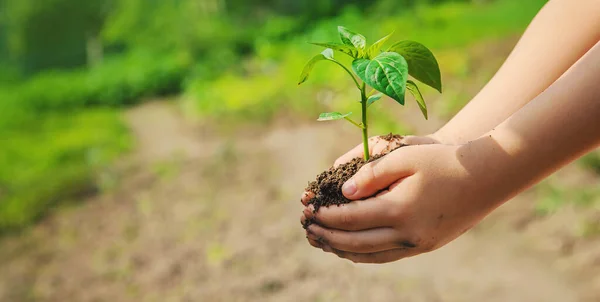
358;163;378;186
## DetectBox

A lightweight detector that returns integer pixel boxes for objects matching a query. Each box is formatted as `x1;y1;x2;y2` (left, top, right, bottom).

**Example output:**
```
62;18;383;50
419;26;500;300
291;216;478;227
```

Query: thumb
401;135;440;146
342;150;414;200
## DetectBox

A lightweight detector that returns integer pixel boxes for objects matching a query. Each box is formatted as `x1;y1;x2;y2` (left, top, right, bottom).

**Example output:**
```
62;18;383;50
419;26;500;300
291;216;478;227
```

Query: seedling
299;26;442;161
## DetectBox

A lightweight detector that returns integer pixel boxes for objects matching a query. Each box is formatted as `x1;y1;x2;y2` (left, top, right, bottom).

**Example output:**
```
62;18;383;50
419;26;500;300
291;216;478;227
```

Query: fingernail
321;244;333;253
306;231;317;240
342;178;357;196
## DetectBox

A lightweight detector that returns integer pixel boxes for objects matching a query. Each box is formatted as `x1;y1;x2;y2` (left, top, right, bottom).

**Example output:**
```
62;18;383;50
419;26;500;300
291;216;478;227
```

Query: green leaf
366;93;383;107
352;52;408;105
321;48;334;59
317;112;352;121
310;42;359;58
367;32;394;59
406;80;427;119
338;26;366;50
298;49;335;85
388;40;442;93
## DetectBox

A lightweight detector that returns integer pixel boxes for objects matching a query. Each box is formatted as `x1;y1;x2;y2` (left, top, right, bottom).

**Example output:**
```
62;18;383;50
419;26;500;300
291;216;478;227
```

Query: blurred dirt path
0;101;598;302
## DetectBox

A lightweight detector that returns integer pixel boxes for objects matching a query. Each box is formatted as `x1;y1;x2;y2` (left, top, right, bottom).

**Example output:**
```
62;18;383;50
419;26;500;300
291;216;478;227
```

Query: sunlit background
1;0;599;301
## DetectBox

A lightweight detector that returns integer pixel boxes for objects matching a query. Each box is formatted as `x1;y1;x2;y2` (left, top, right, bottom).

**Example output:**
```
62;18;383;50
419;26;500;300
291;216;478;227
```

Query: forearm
473;42;600;206
436;0;600;144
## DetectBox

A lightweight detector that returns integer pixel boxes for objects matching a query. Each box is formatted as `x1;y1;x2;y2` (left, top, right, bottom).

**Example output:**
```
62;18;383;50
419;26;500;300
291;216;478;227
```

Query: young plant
299;26;442;161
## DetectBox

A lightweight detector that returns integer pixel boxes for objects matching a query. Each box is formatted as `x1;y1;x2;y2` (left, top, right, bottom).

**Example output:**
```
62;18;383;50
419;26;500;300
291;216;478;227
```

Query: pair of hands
300;134;501;264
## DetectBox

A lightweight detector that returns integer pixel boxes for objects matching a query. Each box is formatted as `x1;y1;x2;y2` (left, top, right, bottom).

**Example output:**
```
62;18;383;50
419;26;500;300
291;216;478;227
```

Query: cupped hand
301;142;507;264
300;134;442;206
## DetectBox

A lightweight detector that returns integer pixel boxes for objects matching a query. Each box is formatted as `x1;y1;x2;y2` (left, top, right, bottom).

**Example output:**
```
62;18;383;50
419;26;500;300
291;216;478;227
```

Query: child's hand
300;134;442;206
332;134;442;167
301;143;505;264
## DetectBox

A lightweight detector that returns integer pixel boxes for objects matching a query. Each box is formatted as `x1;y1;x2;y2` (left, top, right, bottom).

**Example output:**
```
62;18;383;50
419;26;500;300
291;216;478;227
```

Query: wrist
461;129;535;206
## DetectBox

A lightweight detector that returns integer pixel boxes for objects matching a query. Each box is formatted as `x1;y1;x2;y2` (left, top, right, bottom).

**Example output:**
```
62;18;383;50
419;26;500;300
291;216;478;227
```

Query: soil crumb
303;134;405;228
380;133;403;142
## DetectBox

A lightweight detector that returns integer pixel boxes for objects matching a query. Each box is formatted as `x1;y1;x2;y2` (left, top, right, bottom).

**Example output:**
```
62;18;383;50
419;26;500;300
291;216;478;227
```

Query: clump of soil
379;133;403;143
303;134;405;228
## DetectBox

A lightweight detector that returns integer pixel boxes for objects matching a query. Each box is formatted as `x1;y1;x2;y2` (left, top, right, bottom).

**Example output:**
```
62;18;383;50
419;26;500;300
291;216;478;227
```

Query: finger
306;236;322;249
306;224;412;253
334;137;378;167
401;135;439;146
331;246;420;264
300;210;313;228
334;137;394;167
303;197;396;231
300;191;315;206
342;150;414;200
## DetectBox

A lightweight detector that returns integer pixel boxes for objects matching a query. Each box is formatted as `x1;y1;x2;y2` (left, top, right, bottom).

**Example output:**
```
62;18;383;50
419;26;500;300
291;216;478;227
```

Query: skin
302;41;600;263
435;0;600;144
301;0;600;263
329;0;600;162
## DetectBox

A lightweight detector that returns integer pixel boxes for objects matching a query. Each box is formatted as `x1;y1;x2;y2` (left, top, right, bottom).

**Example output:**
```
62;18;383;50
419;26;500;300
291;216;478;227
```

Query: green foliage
406;80;428;119
0;109;130;232
300;26;440;159
338;26;367;50
317;112;353;121
2;0;111;73
0;50;188;233
388;40;443;93
579;151;600;175
353;52;410;105
298;49;335;85
535;178;600;216
367;32;394;59
306;26;439;113
310;43;359;58
0;0;549;231
2;51;190;113
366;93;383;107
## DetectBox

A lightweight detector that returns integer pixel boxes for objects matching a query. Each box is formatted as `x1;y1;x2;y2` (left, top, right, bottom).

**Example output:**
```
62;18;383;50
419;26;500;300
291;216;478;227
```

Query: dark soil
303;134;405;228
379;133;403;142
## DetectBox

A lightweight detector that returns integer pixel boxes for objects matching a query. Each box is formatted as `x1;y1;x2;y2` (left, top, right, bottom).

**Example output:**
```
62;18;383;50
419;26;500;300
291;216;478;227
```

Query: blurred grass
0;51;187;232
579;150;600;176
535;181;600;216
1;51;189;113
0;0;549;232
183;0;547;131
0;109;131;231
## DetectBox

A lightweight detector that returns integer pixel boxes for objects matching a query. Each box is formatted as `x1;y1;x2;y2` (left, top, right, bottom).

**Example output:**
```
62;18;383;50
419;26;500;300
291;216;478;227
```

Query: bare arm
435;0;600;144
480;40;600;202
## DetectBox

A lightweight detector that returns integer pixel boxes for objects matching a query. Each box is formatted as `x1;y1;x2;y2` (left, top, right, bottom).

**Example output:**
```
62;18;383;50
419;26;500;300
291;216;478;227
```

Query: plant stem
367;89;377;98
360;83;370;161
343;117;364;129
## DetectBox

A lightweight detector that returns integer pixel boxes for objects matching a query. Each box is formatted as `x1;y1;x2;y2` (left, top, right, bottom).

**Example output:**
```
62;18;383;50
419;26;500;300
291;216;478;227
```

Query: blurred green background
1;0;599;300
